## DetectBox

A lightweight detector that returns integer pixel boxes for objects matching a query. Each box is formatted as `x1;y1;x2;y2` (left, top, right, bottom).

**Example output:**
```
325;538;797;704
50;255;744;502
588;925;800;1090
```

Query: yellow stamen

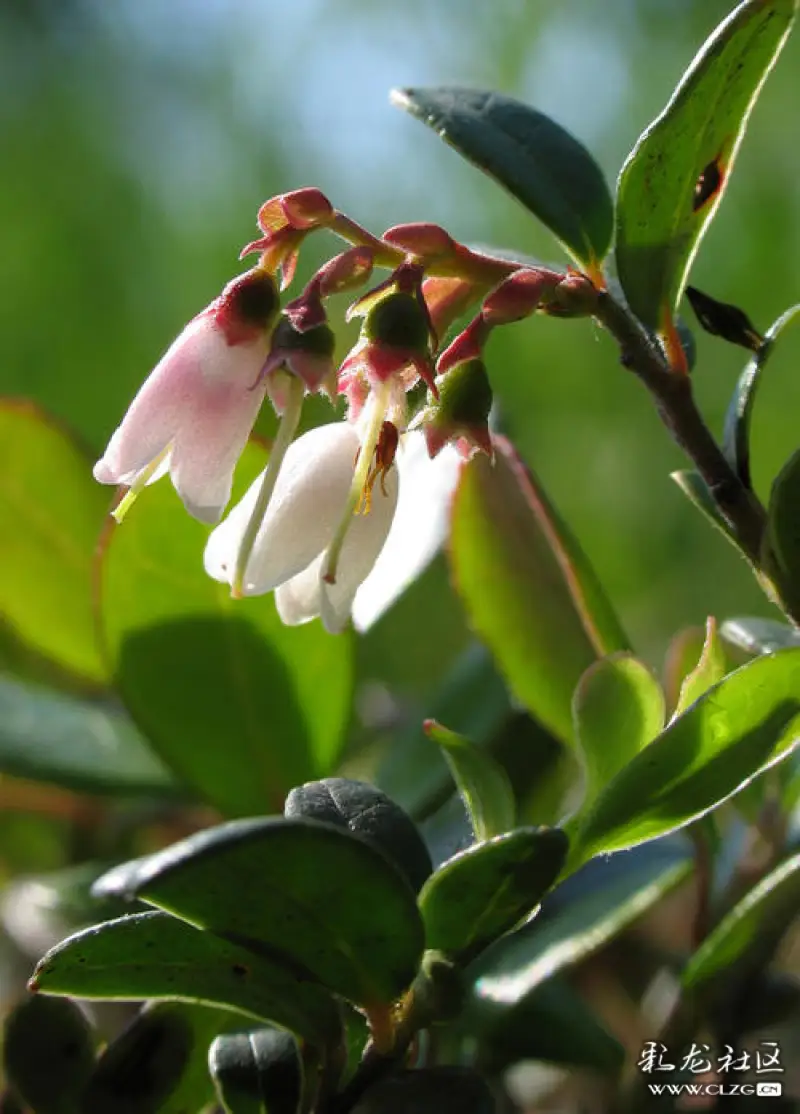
111;446;171;524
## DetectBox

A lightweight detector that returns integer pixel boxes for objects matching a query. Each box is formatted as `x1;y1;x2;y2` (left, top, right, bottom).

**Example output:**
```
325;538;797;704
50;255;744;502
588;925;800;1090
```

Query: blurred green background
3;0;799;662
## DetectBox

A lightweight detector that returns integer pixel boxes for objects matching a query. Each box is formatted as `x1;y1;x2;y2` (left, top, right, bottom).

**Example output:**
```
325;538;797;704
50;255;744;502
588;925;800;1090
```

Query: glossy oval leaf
2;995;96;1114
423;720;515;841
683;849;800;991
0;675;176;797
284;778;432;895
573;654;665;810
572;649;800;861
0;401;109;687
721;616;800;656
418;828;568;961
724;303;800;490
670;470;742;550
663;624;706;713
391;87;613;269
97;441;354;816
30;910;341;1046
449;436;629;744
209;1028;302;1114
469;841;691;1003
615;0;796;332
464;975;624;1076
96;817;425;1008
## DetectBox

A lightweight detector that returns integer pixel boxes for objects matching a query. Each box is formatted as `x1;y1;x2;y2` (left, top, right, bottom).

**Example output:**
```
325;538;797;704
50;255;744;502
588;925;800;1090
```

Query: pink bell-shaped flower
93;267;279;524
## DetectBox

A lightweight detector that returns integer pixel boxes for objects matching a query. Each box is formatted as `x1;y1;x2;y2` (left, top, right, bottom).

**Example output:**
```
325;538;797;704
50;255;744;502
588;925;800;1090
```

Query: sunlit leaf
571;649;800;861
0;401;108;687
449;437;628;744
616;0;796;335
423;720;515;841
674;616;727;715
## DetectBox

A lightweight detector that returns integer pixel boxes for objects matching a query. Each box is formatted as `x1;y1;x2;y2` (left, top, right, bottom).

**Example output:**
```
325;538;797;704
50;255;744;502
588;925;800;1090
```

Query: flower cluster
94;190;597;632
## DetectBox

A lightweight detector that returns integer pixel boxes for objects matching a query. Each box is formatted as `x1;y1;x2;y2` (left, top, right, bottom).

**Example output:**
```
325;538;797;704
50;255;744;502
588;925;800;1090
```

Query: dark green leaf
2;995;95;1114
465;975;624;1075
571;649;800;861
423;720;515;841
284;778;432;895
0;401;109;687
766;447;800;617
97;441;354;816
686;286;763;352
418;828;567;961
351;1067;495;1114
721;617;800;656
30;911;341;1046
469;841;691;1000
573;654;665;810
683;849;800;990
724;304;800;489
96;817;425;1007
0;675;176;797
675;616;727;714
391;87;613;269
449;436;628;744
80;1001;194;1114
615;0;796;333
209;1028;302;1114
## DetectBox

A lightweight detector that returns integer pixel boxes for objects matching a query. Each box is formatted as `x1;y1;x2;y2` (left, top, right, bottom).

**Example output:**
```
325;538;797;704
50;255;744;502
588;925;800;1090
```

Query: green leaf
284;778;432;895
80;1001;194;1114
2;995;96;1114
0;401;109;687
465;975;624;1075
573;654;665;809
391;88;613;269
30;910;341;1046
683;849;800;991
97;441;354;816
721;616;800;656
571;649;800;861
209;1029;302;1114
0;675;176;797
418;828;568;961
671;470;742;549
468;843;691;1023
766;447;800;618
377;644;516;821
96;817;425;1007
351;1068;495;1114
423;720;515;841
615;0;797;333
675;617;727;715
663;624;706;713
724;303;800;489
449;436;629;744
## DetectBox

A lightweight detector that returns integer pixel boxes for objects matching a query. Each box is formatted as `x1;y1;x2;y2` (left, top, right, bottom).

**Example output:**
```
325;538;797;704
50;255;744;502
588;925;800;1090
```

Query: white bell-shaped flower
205;421;399;634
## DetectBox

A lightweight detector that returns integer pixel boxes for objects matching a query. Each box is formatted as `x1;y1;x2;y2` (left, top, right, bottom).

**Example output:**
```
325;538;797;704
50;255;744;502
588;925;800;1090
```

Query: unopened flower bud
260;316;337;411
423;358;493;460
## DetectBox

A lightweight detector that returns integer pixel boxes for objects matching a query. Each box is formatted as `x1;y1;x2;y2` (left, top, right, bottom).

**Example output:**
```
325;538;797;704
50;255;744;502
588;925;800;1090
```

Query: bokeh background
3;0;800;664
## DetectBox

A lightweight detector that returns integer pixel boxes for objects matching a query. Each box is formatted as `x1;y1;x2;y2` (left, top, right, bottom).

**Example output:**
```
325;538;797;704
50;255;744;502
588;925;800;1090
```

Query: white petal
351;433;462;631
274;554;325;627
320;464;399;634
204;422;360;595
93;317;213;486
